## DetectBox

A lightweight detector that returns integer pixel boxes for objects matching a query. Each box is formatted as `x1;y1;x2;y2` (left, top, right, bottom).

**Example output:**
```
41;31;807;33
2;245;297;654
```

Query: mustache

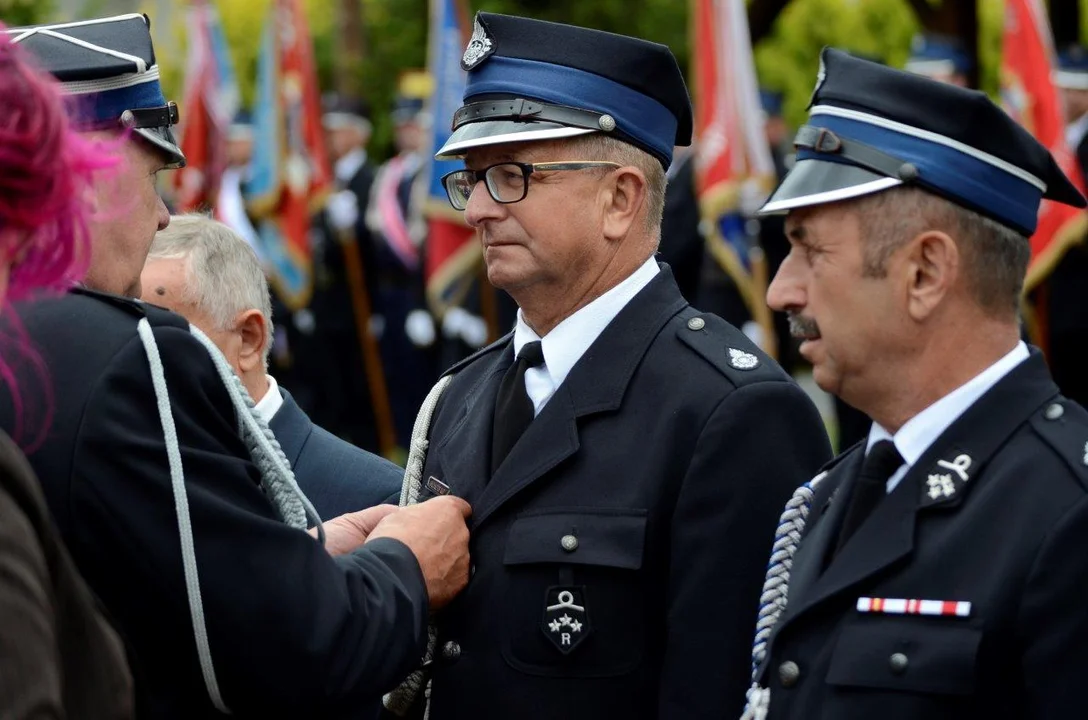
788;313;821;339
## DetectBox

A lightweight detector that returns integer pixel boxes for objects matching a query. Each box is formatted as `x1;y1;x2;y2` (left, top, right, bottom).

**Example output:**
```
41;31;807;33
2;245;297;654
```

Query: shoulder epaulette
71;286;147;317
1031;397;1088;491
674;309;791;387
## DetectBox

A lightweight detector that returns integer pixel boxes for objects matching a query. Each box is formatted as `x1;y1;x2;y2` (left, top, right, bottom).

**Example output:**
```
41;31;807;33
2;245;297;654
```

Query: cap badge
808;55;827;108
728;348;759;370
461;16;495;71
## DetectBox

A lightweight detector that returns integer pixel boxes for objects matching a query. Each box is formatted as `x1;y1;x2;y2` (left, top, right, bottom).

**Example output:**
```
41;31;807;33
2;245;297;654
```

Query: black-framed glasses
441;161;621;210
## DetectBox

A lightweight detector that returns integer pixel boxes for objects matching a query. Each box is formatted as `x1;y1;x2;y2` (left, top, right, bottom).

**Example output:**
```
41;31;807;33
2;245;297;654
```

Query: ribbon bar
856;597;972;617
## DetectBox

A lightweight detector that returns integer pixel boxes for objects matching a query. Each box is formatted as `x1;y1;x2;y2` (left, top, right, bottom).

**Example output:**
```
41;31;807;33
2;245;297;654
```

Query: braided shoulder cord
188;326;322;534
740;470;828;720
384;374;453;718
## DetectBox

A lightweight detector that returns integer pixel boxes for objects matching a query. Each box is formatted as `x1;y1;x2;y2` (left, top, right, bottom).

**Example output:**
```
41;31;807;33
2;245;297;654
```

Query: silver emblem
926;473;956;500
598;114;616;132
1045;403;1064;420
936;454;971;483
808;55;827;108
687;317;705;331
461;16;494;70
1082;441;1088;466
729;348;759;370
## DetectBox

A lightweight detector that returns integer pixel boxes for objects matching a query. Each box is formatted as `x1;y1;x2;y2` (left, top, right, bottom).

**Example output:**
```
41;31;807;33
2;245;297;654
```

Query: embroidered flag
420;0;480;318
173;0;239;213
1000;0;1088;291
692;0;778;354
244;0;332;310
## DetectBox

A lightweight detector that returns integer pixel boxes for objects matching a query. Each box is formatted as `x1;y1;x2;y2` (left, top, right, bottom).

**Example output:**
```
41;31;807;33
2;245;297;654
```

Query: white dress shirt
253;374;284;425
512;257;660;416
866;341;1030;493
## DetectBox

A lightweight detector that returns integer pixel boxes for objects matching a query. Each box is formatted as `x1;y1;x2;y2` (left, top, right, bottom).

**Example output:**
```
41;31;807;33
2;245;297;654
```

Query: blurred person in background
141;214;402;516
0;25;133;719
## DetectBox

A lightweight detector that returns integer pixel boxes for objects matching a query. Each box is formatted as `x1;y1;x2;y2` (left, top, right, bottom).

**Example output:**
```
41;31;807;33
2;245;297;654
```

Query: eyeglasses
441;160;621;210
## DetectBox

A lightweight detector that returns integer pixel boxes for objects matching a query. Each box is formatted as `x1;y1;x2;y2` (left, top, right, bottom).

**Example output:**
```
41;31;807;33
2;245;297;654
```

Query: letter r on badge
561;633;571;645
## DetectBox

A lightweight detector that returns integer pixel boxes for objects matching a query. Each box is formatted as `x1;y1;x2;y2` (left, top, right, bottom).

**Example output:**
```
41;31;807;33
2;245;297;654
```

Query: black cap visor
758;158;902;215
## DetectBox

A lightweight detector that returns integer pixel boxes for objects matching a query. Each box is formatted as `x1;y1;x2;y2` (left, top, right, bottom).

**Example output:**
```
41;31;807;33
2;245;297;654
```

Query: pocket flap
503;509;647;569
827;618;980;695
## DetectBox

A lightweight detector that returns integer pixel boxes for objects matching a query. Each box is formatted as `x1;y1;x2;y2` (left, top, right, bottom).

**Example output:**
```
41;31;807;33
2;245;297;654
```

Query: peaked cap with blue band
905;33;972;78
5;14;185;168
1055;46;1088;91
760;48;1085;236
435;12;692;170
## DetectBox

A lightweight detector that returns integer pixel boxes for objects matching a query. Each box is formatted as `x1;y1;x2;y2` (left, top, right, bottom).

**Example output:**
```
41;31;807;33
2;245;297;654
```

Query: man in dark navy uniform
744;48;1088;720
0;15;471;719
386;13;832;720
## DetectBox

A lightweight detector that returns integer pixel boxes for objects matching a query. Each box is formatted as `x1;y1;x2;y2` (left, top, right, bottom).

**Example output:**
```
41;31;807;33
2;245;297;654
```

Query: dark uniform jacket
419;267;832;719
0;289;429;719
0;430;133;719
270;387;402;518
760;352;1088;719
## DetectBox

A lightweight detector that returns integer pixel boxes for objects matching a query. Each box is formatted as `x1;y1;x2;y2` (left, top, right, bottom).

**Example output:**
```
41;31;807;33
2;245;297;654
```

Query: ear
904;230;959;322
235;309;269;374
601;166;648;242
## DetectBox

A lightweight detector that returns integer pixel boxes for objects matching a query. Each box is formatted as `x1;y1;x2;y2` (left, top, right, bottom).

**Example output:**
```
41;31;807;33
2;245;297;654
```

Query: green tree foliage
0;0;54;26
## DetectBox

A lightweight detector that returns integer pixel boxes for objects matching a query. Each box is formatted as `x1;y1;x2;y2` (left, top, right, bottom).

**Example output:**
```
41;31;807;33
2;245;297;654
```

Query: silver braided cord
188;325;323;535
137;319;230;714
384;374;453;718
740;470;828;720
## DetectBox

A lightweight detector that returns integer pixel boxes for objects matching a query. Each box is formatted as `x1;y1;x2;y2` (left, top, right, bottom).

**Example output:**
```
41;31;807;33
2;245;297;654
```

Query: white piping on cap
810;104;1047;192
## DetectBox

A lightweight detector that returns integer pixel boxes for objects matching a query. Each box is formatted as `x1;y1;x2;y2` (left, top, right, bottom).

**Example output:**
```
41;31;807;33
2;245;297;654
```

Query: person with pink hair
0;25;134;720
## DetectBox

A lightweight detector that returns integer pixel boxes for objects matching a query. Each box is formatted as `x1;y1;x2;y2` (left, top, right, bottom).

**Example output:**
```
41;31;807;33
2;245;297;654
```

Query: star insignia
570;620;583;632
926;473;955;500
559;614;572;626
548;619;562;633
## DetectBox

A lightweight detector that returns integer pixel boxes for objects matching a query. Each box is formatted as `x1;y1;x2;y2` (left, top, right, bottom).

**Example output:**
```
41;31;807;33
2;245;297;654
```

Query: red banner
1001;0;1087;291
173;0;238;213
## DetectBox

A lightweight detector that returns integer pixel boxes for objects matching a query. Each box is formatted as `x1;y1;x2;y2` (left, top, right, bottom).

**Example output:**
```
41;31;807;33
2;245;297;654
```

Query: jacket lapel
432;345;513;507
779;350;1059;628
268;388;313;467
469;268;689;529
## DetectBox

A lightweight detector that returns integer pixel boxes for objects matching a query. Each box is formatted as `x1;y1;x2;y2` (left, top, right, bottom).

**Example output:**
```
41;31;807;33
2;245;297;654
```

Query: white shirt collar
1067;113;1088;153
253;374;284;425
335;148;368;185
513;257;660;415
867;341;1030;492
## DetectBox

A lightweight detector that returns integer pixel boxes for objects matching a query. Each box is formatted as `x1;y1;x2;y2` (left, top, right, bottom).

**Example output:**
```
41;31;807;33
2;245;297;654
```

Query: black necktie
491;341;545;475
832;440;904;557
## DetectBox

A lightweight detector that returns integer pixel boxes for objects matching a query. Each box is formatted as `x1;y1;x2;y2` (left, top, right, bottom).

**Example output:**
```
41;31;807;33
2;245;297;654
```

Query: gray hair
564;133;667;244
149;214;274;364
853;187;1029;317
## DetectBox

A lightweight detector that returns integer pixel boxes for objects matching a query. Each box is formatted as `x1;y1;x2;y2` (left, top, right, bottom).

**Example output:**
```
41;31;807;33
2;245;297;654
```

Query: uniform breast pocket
823;618;981;719
500;508;647;678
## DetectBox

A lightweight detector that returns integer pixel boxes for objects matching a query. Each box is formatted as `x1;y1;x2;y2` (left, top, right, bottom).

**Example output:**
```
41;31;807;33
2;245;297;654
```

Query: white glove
442;307;489;349
326;190;359;231
405;309;436;347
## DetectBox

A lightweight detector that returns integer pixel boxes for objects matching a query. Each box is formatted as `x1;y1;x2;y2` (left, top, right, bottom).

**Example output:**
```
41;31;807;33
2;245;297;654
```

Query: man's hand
366;496;472;609
318;504;401;556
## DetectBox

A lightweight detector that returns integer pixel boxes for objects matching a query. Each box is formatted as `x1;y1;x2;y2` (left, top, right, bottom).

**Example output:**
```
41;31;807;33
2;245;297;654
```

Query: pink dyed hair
0;26;119;449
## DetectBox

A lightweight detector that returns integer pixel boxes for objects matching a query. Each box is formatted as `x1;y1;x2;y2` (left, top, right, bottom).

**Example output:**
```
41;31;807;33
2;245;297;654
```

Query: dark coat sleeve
67;324;428;715
1019;493;1088;717
0;475;64;718
658;380;832;719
